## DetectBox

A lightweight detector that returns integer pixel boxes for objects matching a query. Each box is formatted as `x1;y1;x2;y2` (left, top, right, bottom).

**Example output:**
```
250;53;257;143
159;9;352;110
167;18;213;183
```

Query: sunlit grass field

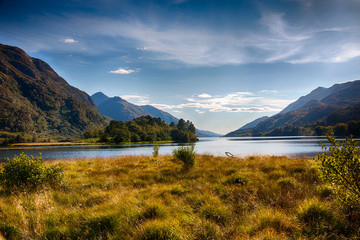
1;154;359;239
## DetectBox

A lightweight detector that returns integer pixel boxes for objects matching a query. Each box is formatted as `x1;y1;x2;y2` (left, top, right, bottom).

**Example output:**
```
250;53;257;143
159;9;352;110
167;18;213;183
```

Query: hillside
226;116;269;137
280;81;355;114
140;105;178;124
226;80;360;136
0;43;105;140
97;96;150;122
92;92;221;137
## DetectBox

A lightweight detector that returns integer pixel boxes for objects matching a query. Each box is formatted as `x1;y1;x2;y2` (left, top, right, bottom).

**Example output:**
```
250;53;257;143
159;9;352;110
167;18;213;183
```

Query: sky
0;0;359;134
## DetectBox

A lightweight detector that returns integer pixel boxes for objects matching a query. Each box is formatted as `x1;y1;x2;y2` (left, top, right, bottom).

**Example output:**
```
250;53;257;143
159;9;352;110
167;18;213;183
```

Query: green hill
0;43;106;141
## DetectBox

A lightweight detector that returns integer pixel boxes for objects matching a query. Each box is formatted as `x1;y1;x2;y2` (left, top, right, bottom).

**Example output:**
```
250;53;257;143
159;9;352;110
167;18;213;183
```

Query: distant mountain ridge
0;43;105;139
140;105;178;124
98;96;150;122
280;81;356;114
91;92;221;137
240;116;269;129
226;80;360;136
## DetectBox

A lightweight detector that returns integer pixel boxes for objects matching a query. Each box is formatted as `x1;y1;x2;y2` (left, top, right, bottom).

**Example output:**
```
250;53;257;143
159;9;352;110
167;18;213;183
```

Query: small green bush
172;145;196;171
0;153;63;192
152;143;160;158
316;135;360;204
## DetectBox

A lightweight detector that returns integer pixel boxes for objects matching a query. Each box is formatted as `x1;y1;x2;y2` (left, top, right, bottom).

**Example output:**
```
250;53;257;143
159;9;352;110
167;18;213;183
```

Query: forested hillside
0;44;106;142
84;116;198;143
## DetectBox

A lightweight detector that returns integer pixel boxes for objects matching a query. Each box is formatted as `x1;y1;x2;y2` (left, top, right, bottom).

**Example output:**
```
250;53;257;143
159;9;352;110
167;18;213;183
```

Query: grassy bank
0;154;359;239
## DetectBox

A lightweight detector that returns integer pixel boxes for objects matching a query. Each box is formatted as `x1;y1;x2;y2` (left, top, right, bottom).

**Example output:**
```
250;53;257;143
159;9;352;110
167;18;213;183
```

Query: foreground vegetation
1;153;359;239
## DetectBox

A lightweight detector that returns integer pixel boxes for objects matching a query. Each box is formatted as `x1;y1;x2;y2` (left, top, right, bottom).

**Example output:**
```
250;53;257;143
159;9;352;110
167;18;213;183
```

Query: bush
0;153;63;192
172;145;196;171
152;143;160;158
316;135;360;204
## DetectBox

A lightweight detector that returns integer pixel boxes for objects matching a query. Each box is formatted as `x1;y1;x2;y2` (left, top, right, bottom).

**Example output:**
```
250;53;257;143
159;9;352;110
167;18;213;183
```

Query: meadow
0;154;359;239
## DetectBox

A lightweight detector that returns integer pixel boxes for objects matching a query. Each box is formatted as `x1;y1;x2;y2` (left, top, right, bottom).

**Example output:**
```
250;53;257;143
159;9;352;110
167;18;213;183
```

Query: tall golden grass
0;154;359;239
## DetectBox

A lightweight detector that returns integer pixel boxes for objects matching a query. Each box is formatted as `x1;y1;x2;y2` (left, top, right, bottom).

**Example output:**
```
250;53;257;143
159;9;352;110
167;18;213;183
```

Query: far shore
8;140;175;147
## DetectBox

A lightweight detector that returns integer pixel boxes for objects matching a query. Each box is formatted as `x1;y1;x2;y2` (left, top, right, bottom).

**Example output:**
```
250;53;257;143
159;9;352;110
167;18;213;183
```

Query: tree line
84;116;198;143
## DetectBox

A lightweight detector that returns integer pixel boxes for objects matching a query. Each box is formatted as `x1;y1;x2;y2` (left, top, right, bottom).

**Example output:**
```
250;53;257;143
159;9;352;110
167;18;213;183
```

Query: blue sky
1;0;359;134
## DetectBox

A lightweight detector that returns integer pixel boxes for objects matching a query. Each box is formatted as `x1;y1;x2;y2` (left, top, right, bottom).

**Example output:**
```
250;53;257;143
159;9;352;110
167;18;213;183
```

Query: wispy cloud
110;68;138;74
10;2;359;66
120;94;149;105
60;38;78;43
150;91;293;113
72;10;359;66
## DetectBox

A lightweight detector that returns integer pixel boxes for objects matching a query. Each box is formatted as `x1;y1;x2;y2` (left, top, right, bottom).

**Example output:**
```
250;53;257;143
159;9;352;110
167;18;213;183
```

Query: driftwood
225;152;234;158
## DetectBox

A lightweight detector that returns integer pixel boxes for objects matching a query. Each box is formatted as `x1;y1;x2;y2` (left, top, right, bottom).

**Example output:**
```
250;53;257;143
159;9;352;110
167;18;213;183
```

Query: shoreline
7;140;175;147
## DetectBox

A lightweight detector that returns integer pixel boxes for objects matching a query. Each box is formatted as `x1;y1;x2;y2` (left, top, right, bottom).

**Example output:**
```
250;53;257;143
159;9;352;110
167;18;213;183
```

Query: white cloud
150;91;294;113
198;93;212;98
120;94;149;105
110;68;138;74
137;47;151;51
330;44;360;63
60;38;78;43
259;90;278;94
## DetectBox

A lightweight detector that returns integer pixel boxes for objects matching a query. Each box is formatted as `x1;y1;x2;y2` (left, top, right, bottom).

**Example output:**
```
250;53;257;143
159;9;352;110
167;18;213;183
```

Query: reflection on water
0;136;332;162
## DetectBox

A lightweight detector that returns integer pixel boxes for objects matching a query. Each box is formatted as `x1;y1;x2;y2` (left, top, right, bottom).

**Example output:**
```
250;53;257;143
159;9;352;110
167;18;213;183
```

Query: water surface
0;136;330;162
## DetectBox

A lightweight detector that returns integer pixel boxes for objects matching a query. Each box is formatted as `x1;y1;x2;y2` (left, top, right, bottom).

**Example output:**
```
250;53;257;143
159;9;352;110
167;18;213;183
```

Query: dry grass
0;154;359;239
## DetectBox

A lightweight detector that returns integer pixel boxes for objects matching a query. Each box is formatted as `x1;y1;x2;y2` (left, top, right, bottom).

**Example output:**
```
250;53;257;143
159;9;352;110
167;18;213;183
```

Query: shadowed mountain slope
0;43;105;138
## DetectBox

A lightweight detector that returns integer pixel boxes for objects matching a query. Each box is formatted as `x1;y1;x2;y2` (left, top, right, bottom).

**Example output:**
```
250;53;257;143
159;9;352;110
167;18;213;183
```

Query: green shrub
0;153;63;192
172;145;196;171
316;135;360;204
153;143;160;158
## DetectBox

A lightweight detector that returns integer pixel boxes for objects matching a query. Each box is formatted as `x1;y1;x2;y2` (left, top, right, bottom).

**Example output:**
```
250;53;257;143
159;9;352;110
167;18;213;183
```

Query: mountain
97;96;150;122
196;129;222;137
92;92;110;106
91;92;221;137
0;43;105;139
240;116;269;129
140;105;178;124
225;116;269;137
280;81;356;114
225;80;360;136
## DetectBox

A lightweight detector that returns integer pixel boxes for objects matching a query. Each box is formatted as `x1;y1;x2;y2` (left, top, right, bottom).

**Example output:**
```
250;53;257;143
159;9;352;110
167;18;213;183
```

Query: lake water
0;136;331;162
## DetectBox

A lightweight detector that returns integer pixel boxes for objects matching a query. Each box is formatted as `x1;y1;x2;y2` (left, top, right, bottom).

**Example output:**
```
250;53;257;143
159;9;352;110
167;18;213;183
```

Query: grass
0;154;359;239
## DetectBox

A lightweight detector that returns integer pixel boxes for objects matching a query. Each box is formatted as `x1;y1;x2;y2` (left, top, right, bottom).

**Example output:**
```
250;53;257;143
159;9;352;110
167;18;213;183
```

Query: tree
316;135;360;205
334;123;347;136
